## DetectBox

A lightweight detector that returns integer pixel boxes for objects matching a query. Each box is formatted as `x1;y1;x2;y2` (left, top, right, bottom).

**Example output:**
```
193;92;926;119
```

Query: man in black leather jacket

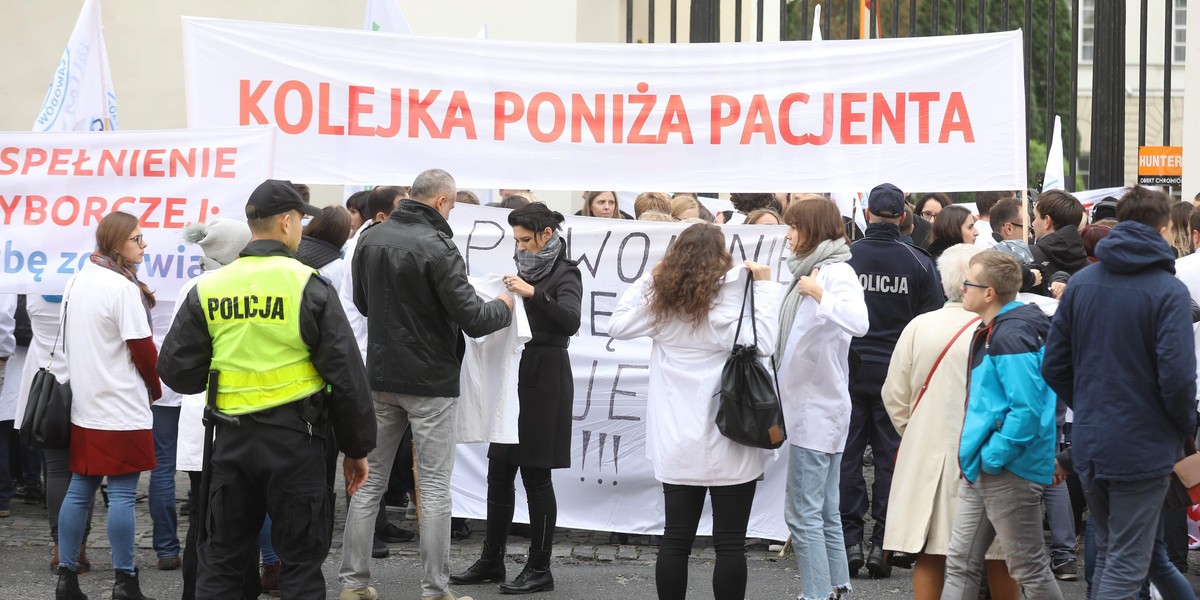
339;168;512;600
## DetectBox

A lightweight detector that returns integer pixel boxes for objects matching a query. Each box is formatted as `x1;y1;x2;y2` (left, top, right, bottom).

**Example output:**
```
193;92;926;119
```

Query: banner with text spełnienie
182;17;1027;193
0;127;275;295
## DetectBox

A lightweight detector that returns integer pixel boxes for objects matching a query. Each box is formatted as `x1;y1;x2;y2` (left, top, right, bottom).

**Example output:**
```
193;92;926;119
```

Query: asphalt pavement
0;471;1191;599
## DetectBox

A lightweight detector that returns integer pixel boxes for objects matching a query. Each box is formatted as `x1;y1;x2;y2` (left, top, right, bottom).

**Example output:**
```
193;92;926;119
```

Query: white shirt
170;275;208;472
318;257;346;295
340;220;373;364
1175;253;1200;405
776;262;869;454
151;298;181;408
0;294;20;420
609;267;781;486
63;261;154;431
974;219;998;249
13;296;64;429
457;274;531;444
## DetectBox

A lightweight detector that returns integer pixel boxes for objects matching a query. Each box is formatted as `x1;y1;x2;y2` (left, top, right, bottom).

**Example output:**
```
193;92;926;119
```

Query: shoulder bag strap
732;270;753;347
47;280;75;372
910;316;980;416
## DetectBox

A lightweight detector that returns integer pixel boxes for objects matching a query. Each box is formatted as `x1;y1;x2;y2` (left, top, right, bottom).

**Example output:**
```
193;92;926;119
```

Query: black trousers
656;480;757;600
839;360;900;547
182;471;258;600
195;416;335;600
486;458;556;552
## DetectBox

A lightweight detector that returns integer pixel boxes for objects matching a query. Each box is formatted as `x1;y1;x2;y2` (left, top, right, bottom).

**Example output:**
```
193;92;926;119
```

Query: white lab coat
775;262;869;454
609;267;781;487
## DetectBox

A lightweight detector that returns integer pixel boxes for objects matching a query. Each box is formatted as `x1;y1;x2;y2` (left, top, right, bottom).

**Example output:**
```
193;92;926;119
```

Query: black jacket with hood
352;199;511;397
1042;221;1197;481
1030;225;1090;294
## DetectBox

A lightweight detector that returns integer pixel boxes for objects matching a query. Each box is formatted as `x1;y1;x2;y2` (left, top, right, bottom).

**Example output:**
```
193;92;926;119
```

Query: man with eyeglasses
941;250;1062;600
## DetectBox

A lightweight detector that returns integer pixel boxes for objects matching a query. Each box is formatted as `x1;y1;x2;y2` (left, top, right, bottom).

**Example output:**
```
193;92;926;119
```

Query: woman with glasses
55;211;161;600
915;193;952;224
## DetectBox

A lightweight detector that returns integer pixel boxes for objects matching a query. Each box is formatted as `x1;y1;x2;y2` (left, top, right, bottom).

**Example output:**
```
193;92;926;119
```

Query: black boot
55;567;87;600
112;568;156;600
499;550;553;594
450;541;506;585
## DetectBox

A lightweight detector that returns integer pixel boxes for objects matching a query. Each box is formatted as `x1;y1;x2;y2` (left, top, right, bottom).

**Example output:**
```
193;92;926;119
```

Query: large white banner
183;17;1027;193
0;127;275;296
446;205;792;539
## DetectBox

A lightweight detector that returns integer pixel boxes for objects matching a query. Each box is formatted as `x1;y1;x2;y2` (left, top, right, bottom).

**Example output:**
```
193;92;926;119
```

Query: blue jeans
150;405;181;559
1137;512;1196;600
1045;479;1077;561
786;446;851;600
260;515;278;564
59;472;141;573
1082;474;1170;600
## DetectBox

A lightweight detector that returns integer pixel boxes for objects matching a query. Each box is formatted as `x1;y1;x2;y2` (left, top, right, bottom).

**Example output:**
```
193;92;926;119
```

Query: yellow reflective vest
196;255;323;414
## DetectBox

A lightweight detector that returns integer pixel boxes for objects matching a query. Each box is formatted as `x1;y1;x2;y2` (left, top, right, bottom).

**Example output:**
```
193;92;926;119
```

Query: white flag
1042;115;1065;191
363;0;413;34
812;4;823;41
477;23;489;39
32;0;118;132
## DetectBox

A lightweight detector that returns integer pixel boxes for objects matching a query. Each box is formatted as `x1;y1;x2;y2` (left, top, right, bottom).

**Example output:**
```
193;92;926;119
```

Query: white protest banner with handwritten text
0;127;274;295
447;205;792;539
183;17;1026;193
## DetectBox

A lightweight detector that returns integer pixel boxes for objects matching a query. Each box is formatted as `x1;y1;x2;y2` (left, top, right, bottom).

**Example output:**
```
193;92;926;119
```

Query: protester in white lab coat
167;218;259;600
609;223;780;600
774;198;869;600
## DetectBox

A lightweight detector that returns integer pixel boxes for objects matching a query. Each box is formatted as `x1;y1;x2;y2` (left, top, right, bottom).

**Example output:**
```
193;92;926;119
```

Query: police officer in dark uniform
841;183;943;578
158;180;376;599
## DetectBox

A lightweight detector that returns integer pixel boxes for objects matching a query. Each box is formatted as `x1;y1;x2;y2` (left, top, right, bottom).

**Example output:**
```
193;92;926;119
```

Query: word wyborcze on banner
0;127;275;295
447;205;791;540
183;17;1027;192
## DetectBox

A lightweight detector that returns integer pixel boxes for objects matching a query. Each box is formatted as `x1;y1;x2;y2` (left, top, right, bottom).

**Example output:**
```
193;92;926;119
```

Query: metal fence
625;0;1181;193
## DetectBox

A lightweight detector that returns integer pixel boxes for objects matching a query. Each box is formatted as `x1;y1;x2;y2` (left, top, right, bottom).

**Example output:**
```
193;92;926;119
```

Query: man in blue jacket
1042;187;1197;600
940;250;1062;600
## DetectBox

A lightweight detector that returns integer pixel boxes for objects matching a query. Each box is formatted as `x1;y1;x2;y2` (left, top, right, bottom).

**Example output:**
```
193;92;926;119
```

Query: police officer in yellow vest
158;180;376;600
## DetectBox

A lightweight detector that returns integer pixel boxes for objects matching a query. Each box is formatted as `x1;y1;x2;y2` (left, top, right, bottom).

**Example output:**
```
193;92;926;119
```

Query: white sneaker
339;587;379;600
406;500;418;521
427;593;473;600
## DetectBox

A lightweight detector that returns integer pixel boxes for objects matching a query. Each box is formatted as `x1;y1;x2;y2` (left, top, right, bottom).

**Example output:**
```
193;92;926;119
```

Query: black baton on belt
197;369;240;544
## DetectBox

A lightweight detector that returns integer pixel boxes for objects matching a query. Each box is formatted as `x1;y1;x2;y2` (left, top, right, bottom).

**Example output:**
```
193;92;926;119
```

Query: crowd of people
1;173;1199;600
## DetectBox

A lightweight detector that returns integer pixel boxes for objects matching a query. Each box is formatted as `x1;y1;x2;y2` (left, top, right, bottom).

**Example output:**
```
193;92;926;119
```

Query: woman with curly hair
609;224;781;600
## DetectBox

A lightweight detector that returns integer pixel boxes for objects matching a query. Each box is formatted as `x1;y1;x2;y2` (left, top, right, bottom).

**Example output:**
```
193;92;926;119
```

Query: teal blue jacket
958;301;1057;485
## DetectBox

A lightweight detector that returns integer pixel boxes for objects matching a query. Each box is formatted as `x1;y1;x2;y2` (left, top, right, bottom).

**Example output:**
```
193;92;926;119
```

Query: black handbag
714;273;787;450
18;291;72;450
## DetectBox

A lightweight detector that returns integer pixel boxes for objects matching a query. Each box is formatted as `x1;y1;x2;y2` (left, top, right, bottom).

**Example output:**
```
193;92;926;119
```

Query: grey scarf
777;238;852;358
515;231;562;282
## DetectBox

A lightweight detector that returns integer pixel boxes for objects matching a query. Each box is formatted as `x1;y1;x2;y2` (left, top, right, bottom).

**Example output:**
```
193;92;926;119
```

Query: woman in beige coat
881;243;1018;600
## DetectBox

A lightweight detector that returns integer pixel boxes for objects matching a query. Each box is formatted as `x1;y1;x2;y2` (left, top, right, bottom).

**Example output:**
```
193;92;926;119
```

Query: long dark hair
648;224;731;328
95;211;156;307
929;205;973;245
303;206;352;248
508;203;564;233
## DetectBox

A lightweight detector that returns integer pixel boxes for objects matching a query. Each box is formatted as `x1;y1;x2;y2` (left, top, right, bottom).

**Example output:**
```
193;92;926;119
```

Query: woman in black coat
451;203;582;594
